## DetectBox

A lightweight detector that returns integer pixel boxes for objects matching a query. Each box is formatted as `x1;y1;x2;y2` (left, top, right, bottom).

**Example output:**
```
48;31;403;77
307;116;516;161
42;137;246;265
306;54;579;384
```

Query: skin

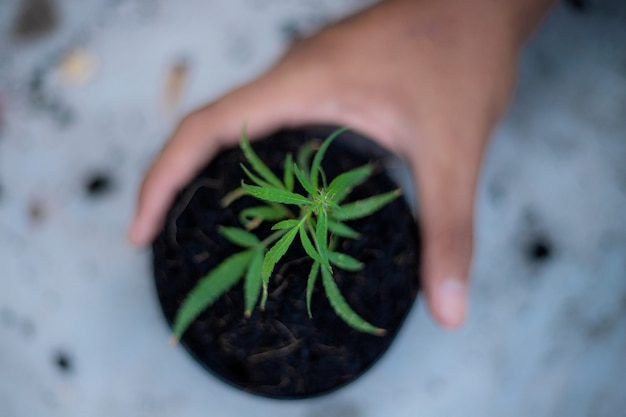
128;0;555;328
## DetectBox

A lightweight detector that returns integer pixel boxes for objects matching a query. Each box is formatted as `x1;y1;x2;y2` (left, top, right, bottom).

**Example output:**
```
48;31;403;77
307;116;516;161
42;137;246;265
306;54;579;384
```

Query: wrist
382;0;556;48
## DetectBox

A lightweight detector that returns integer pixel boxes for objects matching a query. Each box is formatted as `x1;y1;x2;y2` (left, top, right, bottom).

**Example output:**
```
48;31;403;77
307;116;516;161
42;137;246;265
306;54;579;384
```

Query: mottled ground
0;1;625;416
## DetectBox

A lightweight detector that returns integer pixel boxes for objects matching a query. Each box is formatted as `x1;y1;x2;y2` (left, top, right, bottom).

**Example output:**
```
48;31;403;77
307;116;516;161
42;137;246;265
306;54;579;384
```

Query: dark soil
153;126;420;399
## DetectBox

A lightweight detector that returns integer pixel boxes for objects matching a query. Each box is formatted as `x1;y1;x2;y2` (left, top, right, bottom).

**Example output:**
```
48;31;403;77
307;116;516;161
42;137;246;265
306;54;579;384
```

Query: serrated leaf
306;261;320;318
239;205;290;228
242;182;311;206
299;223;323;264
327;164;372;203
310;127;348;189
328;251;363;271
327;220;360;239
293;162;316;196
240;164;273;189
319;167;328;189
331;190;400;221
296;140;316;176
172;250;254;339
219;226;260;247
260;226;300;307
321;266;385;336
244;249;264;317
272;219;300;230
315;209;330;267
284;153;294;192
240;130;285;189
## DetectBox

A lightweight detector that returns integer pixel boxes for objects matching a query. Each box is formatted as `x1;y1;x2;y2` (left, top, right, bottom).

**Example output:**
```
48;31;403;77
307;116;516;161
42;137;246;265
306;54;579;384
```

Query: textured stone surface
0;1;625;416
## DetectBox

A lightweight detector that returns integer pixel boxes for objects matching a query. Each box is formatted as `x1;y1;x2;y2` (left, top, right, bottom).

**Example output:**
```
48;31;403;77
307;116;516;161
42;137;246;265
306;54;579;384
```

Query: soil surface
153;126;420;398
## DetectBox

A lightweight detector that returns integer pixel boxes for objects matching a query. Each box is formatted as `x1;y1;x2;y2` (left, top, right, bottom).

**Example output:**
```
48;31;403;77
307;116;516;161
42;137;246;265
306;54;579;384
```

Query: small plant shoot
172;128;400;341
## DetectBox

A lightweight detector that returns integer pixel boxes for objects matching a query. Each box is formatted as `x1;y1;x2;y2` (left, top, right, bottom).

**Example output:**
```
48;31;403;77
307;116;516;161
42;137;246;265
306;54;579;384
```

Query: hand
128;0;553;328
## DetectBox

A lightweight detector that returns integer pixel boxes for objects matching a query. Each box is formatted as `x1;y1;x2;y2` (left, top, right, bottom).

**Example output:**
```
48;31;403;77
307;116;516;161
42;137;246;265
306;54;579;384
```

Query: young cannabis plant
172;128;400;341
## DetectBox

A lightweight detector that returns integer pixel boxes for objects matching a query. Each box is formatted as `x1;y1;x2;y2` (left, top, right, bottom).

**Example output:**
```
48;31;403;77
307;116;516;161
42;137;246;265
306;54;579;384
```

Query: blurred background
0;0;625;416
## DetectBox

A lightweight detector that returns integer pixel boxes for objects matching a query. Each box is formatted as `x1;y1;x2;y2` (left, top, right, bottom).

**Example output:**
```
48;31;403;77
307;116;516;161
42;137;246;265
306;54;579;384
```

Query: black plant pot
152;126;421;399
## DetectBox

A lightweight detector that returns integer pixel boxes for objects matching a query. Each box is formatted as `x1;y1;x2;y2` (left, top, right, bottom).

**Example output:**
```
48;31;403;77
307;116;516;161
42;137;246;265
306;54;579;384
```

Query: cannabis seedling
172;128;400;341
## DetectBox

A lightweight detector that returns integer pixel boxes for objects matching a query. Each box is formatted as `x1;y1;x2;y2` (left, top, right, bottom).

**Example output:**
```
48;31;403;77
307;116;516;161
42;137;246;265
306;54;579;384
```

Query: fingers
410;132;486;328
421;197;474;329
127;75;306;246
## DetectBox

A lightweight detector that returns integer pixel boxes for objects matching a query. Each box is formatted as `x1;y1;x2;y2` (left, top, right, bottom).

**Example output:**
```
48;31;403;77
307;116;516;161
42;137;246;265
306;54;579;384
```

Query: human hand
128;0;553;328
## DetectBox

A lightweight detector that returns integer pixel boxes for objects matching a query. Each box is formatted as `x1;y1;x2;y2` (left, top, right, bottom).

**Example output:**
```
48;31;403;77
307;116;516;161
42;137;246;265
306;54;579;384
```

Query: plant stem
260;229;289;247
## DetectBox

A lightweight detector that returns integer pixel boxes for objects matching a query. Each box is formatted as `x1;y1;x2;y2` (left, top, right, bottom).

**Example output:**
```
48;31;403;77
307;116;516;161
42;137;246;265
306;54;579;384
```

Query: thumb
412;134;485;329
127;74;308;246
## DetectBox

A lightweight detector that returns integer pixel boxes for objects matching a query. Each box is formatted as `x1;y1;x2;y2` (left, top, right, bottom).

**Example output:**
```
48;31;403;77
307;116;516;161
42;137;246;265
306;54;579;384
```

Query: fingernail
436;277;467;328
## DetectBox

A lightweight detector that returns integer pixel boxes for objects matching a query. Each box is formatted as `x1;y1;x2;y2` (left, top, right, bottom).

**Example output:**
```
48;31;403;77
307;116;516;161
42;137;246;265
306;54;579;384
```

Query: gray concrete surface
0;1;625;416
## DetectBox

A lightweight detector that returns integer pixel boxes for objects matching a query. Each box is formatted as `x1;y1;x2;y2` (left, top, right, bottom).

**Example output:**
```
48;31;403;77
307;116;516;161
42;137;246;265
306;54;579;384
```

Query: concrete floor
0;1;625;416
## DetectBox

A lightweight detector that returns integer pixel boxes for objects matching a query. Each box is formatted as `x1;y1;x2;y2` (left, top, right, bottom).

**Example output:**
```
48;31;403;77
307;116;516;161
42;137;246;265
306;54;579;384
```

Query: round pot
152;126;420;399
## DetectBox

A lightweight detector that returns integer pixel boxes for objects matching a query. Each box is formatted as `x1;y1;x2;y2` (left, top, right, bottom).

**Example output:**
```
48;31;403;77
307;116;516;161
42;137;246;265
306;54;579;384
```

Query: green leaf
299;223;323;264
327;220;360;239
310;127;348;189
239;205;290;228
293;162;317;196
242;182;311;206
296;140;316;176
240;164;273;189
272;219;300;230
244;249;264;317
332;190;400;221
328;251;363;271
326;164;372;203
172;250;254;340
321;266;385;336
315;209;330;267
240;130;285;189
284;153;294;192
319;167;328;189
306;261;320;318
219;226;260;248
261;226;300;307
